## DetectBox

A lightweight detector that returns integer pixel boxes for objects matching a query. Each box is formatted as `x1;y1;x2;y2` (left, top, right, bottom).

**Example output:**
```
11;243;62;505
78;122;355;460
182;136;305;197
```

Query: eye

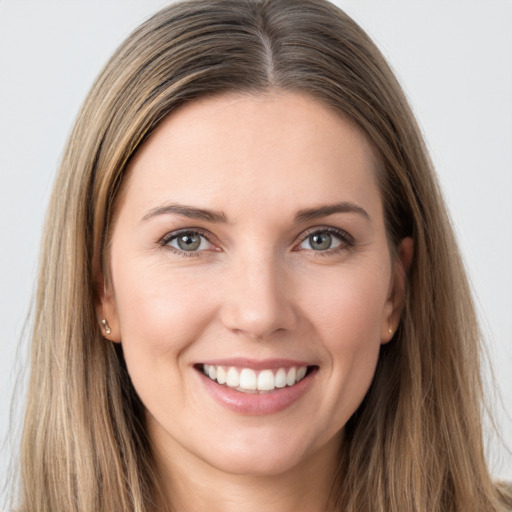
162;230;215;254
297;228;352;252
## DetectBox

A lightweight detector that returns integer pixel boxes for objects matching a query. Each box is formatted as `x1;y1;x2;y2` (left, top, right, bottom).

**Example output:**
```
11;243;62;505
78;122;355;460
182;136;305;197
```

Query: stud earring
388;326;393;335
101;318;111;335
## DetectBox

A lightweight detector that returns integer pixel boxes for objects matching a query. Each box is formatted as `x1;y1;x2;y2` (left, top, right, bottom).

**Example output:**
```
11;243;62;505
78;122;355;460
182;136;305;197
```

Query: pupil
310;233;332;250
178;233;201;251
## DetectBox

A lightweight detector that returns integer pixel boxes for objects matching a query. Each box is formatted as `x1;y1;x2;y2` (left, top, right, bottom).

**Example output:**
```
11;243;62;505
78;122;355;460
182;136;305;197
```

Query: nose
219;251;299;339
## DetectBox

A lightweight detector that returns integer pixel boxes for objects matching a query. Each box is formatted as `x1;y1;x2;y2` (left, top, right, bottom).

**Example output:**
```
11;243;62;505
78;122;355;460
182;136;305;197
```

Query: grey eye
299;231;344;251
309;233;332;250
168;232;212;252
177;233;201;251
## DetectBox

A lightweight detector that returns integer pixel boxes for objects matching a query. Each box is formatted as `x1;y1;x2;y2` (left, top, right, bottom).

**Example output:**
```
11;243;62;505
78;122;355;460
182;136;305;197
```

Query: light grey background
1;0;511;492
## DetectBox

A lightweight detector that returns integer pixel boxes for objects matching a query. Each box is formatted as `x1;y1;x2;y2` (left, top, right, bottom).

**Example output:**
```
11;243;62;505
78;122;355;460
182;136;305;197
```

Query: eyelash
295;226;354;256
158;226;354;257
159;228;214;257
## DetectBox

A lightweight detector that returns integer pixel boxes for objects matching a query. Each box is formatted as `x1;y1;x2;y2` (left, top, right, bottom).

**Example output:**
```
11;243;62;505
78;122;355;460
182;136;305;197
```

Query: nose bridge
220;246;297;338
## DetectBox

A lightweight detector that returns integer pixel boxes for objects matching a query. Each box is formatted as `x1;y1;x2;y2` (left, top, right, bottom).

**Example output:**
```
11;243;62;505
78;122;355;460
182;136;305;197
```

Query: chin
206;448;307;477
198;427;334;478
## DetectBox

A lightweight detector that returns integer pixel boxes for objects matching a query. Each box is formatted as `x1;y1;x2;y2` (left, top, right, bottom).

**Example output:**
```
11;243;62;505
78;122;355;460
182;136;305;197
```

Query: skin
99;91;412;512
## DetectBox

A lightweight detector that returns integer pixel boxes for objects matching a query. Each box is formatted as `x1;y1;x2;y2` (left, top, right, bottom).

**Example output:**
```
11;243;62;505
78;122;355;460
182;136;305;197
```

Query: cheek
298;264;389;409
300;262;389;346
110;262;222;425
111;260;217;374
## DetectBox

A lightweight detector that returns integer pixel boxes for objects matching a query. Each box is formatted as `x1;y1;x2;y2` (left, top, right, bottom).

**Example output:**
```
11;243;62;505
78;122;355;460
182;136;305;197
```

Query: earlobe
101;318;112;335
381;236;414;343
95;273;121;343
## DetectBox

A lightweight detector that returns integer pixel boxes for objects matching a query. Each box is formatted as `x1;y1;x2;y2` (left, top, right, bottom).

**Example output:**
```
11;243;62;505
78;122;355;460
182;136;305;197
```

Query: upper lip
196;358;315;371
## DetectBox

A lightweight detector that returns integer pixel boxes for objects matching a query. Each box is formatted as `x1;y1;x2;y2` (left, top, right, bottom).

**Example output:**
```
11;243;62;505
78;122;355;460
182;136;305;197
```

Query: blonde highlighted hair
15;0;511;511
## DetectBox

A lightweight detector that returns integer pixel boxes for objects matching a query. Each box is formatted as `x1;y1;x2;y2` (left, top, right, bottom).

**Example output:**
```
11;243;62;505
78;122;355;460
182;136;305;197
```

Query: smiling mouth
198;364;316;393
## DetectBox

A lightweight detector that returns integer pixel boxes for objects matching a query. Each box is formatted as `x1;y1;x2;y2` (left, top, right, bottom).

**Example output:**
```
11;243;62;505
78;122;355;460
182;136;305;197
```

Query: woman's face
101;91;409;478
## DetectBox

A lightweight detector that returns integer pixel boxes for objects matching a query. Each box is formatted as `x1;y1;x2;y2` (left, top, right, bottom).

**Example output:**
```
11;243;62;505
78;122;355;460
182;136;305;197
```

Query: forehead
119;91;382;221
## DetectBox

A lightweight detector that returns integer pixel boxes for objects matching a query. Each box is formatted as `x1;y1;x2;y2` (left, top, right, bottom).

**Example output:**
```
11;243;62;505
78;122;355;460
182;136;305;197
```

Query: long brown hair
16;1;511;511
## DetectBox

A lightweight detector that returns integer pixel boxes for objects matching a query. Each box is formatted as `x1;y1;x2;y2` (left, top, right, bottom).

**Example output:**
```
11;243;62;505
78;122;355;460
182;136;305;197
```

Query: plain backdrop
1;0;511;491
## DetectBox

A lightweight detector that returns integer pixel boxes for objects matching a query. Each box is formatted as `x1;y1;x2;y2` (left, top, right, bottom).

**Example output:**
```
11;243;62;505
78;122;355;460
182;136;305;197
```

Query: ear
95;271;122;343
381;237;414;343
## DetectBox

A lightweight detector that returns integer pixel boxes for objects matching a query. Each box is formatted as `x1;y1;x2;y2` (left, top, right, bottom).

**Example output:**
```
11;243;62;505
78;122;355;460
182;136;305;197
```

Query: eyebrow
141;200;370;224
295;201;371;223
142;204;228;223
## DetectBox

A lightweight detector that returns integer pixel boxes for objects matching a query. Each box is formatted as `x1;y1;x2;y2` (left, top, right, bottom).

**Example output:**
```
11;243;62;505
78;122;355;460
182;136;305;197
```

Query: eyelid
294;226;354;252
159;228;220;255
157;225;353;256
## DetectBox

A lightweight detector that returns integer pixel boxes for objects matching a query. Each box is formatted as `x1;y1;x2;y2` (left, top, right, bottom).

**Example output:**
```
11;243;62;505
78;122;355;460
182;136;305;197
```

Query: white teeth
201;364;310;392
275;368;287;388
257;369;275;391
286;367;296;387
296;366;307;381
216;366;226;384
239;368;257;390
226;367;240;387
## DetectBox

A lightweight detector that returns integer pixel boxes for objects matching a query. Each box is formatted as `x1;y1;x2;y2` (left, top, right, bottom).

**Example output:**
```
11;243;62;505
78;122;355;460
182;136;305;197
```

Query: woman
10;0;511;511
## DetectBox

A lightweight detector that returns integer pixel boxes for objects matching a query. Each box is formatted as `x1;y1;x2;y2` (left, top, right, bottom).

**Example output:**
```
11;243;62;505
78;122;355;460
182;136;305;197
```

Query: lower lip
198;369;316;415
